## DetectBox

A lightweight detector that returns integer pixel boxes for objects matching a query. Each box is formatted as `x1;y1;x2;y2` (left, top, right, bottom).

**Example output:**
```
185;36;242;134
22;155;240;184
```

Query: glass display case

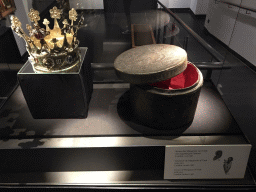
0;0;256;190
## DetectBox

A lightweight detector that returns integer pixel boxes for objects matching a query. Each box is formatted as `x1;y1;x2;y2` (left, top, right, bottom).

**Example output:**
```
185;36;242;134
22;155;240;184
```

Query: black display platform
17;47;93;119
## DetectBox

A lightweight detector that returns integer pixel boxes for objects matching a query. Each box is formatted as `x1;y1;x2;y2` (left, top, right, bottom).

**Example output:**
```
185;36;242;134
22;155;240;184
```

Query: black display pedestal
17;47;93;119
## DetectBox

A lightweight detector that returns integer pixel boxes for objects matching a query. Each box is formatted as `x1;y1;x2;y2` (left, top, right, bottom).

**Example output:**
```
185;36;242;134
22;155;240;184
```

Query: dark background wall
103;0;157;13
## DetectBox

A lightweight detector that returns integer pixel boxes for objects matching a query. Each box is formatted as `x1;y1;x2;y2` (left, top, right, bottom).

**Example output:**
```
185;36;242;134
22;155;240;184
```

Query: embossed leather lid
114;44;187;84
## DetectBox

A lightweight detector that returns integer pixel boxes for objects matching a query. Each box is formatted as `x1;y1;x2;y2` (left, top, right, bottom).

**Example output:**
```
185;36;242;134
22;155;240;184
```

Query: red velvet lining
149;63;198;90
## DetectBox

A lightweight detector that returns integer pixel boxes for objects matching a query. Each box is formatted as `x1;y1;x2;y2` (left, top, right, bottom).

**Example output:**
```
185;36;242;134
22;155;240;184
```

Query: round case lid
114;44;187;84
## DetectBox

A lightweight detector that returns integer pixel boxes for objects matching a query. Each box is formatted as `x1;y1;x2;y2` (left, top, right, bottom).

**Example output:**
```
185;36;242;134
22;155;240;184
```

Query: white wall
190;0;210;15
229;8;256;66
220;0;256;12
241;0;256;11
168;0;191;8
10;0;30;56
205;0;256;66
205;1;239;45
158;0;169;8
190;0;197;13
23;0;32;26
222;0;242;6
196;0;210;14
69;0;104;9
27;0;33;10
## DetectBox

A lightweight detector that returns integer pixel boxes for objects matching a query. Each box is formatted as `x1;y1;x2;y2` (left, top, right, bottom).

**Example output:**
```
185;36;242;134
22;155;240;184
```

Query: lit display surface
0;81;242;137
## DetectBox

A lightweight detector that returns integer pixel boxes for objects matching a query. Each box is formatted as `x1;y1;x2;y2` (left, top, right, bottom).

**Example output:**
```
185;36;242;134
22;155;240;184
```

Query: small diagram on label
223;157;233;175
213;150;222;161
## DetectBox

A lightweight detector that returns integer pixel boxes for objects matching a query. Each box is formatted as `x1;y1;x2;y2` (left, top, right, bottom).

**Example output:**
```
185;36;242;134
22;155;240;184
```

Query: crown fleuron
11;7;86;73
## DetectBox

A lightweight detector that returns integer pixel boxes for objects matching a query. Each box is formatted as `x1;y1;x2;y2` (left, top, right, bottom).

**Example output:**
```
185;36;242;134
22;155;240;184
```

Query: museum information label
164;145;251;179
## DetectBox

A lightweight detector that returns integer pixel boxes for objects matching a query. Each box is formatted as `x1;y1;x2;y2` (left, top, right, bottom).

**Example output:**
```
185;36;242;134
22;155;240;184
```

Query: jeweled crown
11;6;85;73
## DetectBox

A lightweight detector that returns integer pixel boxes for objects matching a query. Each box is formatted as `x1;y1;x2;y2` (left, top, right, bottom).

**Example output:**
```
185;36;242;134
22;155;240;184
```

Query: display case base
0;135;253;185
17;47;93;119
0;82;253;183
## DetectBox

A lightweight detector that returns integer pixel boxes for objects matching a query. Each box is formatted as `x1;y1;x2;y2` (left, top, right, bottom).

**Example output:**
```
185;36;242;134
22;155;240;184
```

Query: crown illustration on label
11;7;86;73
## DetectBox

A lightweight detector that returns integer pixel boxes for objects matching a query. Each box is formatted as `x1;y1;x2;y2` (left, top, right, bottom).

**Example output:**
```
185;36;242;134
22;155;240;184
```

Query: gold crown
11;7;86;73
